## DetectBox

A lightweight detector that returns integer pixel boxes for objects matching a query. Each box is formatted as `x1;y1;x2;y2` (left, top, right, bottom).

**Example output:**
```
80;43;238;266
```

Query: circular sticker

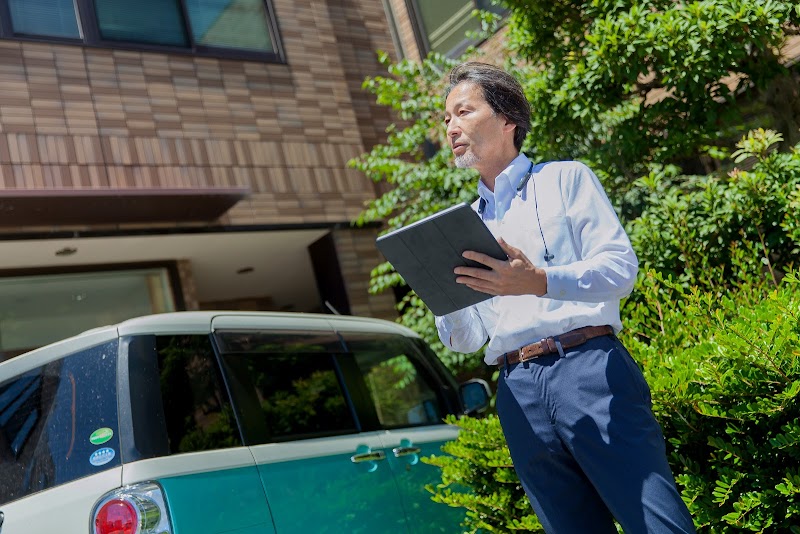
90;427;114;445
89;447;116;467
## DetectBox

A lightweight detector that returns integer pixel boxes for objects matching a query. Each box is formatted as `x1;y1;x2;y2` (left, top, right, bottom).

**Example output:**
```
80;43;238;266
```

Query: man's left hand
455;238;548;297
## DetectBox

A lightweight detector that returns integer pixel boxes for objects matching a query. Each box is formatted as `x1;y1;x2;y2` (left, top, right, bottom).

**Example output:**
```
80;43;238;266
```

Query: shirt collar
477;154;532;218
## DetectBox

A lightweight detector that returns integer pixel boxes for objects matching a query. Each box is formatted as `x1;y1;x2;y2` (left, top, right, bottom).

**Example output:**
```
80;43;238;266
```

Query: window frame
0;0;285;63
403;0;506;59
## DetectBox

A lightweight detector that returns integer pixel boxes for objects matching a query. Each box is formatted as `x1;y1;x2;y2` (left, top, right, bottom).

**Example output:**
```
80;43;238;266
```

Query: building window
186;0;275;52
94;0;189;47
0;0;282;61
6;0;81;39
0;266;178;361
405;0;506;58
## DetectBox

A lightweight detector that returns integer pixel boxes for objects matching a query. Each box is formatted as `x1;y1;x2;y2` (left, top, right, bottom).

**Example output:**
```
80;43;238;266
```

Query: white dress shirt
435;154;638;365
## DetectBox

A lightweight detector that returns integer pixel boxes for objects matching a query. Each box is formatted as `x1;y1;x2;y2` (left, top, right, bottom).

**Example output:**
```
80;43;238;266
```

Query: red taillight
92;482;172;534
94;499;137;534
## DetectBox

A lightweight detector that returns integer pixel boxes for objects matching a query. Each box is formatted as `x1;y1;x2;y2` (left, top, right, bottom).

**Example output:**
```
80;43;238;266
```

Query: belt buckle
518;343;533;363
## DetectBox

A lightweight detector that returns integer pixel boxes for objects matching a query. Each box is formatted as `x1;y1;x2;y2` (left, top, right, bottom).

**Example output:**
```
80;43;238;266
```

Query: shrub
622;269;800;532
424;268;800;532
423;414;542;533
628;130;800;292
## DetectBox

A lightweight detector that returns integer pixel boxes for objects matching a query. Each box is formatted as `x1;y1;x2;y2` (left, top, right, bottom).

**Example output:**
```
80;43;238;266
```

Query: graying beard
455;152;479;168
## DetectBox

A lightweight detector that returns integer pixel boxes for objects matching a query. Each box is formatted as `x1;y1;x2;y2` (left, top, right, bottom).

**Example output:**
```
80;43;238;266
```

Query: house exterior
4;0;788;362
0;0;506;362
0;0;392;361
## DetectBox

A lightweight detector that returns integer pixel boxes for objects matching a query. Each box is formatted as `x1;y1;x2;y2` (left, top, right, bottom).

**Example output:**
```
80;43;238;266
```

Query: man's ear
502;118;516;135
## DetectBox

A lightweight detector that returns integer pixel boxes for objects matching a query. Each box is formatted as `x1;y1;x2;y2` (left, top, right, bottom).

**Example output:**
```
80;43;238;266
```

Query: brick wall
331;226;397;319
0;0;398;229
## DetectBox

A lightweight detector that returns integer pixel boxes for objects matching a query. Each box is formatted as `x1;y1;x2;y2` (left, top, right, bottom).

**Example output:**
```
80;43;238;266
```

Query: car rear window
0;341;120;505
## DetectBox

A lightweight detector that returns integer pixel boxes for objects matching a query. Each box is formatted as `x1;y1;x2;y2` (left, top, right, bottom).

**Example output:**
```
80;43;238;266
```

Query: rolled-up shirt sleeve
435;306;488;353
544;163;638;303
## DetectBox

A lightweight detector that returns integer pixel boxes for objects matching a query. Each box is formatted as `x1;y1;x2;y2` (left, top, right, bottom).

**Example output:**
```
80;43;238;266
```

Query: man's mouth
452;143;467;156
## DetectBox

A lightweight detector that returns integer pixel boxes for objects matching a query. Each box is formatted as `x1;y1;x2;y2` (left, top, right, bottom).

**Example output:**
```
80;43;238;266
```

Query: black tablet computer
376;202;507;316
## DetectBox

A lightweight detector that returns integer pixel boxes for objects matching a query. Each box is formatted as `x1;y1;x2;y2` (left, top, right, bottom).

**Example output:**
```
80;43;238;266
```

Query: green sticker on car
90;427;114;445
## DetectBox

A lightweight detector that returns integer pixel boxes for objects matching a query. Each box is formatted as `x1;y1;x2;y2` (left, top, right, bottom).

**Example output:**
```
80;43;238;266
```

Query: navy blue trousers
496;334;695;533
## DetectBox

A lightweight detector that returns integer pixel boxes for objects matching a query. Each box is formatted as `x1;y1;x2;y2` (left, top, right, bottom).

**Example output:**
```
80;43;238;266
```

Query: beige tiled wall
0;0;447;321
332;226;397;320
0;0;398;229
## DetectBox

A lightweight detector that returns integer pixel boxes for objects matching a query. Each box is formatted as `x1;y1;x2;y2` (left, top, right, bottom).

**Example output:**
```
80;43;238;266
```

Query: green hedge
425;271;800;532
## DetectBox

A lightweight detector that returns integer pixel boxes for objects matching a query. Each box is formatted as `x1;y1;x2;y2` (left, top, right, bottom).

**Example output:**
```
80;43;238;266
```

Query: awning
0;187;250;226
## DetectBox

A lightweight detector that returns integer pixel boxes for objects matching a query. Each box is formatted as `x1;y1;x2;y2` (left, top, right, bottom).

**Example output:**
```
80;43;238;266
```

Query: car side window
346;334;444;428
215;330;357;444
0;341;119;506
155;335;242;454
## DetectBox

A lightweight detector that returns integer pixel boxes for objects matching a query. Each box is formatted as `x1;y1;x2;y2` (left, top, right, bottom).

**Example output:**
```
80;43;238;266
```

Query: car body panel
0;467;121;534
250;433;409;534
378;425;465;533
122;448;273;534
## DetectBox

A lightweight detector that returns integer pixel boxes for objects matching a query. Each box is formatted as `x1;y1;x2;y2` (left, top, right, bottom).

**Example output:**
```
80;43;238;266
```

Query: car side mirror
459;379;491;415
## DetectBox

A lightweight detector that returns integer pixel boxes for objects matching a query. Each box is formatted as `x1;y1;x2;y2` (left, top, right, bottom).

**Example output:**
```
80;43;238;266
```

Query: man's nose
447;119;460;139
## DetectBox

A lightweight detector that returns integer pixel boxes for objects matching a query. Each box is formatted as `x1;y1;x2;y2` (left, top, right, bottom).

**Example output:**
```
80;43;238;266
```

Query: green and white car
0;312;489;534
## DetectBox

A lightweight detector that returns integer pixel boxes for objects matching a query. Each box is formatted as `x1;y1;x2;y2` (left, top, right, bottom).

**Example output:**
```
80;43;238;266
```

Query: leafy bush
425;269;800;532
623;269;800;532
423;414;541;533
629;130;800;289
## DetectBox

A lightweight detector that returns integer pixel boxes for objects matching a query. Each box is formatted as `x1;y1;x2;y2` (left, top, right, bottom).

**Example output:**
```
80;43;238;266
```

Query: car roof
0;311;420;379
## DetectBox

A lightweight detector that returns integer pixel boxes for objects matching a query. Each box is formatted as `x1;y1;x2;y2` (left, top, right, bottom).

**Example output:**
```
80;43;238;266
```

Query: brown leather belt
495;325;614;366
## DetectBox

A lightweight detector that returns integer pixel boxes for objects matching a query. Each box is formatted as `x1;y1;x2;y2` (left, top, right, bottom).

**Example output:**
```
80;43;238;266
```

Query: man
437;62;695;533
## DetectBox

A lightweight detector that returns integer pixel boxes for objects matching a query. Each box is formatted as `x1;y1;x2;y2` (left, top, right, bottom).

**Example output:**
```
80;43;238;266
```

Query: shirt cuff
544;265;578;300
436;308;473;330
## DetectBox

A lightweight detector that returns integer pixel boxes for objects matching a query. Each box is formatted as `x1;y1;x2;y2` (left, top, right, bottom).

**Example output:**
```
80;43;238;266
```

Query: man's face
444;82;512;170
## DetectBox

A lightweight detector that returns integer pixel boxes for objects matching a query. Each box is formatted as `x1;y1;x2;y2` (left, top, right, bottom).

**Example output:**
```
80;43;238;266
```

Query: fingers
458;278;498;295
464;285;496;295
455;266;495;282
461;250;506;269
497;237;521;258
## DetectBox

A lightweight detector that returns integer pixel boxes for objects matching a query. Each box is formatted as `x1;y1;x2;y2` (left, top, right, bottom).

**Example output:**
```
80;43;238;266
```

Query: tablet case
376;203;507;316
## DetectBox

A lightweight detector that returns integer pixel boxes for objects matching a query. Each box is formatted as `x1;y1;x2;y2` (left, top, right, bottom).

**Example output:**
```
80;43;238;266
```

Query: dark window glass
347;334;443;428
94;0;189;46
7;0;80;38
156;335;241;454
408;0;507;57
414;0;478;56
215;330;343;355
221;348;356;443
0;341;119;506
186;0;274;52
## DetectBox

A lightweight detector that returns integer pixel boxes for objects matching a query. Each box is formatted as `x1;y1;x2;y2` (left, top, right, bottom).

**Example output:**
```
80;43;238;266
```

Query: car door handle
392;446;421;458
350;450;386;463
